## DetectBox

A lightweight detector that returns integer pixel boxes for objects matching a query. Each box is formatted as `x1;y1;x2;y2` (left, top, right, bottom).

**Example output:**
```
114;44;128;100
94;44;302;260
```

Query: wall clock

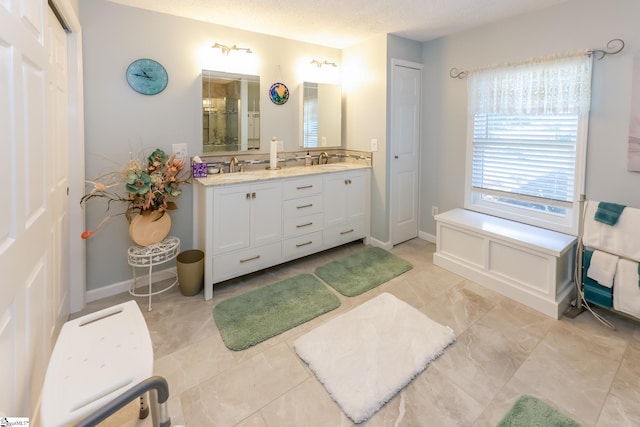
126;58;168;95
269;82;289;105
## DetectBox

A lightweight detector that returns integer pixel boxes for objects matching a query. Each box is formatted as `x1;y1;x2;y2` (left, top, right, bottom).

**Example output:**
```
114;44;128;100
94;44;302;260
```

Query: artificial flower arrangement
80;148;189;239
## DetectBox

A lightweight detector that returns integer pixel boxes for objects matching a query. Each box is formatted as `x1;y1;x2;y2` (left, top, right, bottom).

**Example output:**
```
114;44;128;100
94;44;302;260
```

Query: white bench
433;209;577;319
41;301;172;426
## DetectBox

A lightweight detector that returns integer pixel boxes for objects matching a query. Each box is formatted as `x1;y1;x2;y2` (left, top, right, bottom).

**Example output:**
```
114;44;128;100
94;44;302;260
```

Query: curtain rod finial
449;68;467;79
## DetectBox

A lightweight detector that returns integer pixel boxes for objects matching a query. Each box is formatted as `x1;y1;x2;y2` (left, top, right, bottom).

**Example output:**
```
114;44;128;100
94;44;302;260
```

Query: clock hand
132;73;152;80
142;70;153;80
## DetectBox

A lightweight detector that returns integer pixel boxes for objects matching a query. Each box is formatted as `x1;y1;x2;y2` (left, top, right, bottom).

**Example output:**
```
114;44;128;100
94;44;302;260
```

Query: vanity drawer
283;195;323;218
283;231;323;259
283;213;324;237
283;176;323;199
323;220;367;248
212;242;281;283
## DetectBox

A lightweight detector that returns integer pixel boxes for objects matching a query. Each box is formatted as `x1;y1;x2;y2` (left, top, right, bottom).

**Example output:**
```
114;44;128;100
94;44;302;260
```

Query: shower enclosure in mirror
301;81;342;148
202;70;260;152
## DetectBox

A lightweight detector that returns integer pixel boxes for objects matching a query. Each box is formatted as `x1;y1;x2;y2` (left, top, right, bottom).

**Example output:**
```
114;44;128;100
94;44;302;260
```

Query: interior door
0;2;70;417
390;60;422;245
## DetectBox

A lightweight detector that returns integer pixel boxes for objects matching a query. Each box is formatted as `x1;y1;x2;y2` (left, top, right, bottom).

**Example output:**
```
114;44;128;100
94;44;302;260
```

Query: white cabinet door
346;171;367;222
324;170;368;226
213;184;252;254
250;181;282;246
323;172;349;227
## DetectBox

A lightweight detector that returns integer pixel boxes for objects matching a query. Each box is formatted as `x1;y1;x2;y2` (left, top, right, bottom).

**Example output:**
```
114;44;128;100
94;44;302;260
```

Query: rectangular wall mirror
301;81;342;148
202;70;260;153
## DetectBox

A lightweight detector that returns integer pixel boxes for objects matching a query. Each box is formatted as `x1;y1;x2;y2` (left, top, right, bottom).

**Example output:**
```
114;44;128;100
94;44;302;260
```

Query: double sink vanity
195;153;371;300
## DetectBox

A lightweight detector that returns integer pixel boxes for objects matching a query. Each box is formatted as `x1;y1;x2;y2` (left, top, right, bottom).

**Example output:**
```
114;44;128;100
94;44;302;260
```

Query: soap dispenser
305;151;312;166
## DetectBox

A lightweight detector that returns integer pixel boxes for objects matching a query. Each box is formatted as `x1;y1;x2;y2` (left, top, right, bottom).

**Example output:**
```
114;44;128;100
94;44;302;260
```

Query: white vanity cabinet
196;165;371;300
323;170;370;248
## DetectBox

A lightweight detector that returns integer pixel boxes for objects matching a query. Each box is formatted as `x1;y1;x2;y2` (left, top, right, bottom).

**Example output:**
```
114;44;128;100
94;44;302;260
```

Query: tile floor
77;239;640;426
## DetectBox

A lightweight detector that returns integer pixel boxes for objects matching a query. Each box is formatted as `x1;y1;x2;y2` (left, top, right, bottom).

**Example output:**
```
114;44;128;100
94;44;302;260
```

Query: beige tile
236;412;268;427
364;365;484;426
78;239;640;427
153;332;237;395
596;341;640;426
422;279;500;335
509;320;626;425
260;378;353;427
180;343;309;426
432;301;553;406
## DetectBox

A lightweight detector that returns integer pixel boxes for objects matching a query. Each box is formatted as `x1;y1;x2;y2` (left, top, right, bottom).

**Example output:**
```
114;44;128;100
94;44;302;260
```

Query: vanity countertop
195;163;371;187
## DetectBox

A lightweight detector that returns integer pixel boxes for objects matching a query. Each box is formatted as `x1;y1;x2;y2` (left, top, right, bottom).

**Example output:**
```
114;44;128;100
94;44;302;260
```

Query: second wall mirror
301;81;342;149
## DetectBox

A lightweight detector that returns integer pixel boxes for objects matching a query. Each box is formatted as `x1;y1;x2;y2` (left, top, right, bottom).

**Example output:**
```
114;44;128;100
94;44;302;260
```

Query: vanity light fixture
310;59;337;68
212;42;252;55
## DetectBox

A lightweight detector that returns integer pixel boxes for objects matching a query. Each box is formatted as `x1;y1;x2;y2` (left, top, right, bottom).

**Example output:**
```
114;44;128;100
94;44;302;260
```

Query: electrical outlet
371;139;378;152
321;136;327;146
277;140;284;151
172;143;187;159
431;206;439;217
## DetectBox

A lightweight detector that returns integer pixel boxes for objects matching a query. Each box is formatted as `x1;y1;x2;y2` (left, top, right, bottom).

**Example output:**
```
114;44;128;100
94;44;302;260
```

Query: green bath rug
213;273;341;351
315;247;413;297
497;395;581;427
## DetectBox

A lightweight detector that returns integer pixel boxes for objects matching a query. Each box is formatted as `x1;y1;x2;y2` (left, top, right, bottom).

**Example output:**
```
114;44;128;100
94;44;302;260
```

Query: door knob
394;155;399;159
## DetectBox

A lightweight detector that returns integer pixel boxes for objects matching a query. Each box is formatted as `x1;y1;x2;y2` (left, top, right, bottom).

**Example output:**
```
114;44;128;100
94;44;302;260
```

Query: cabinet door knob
252;192;256;199
246;193;250;200
394;155;399;159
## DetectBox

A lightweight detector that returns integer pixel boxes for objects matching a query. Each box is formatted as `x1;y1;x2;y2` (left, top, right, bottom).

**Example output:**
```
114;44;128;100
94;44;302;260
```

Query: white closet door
0;1;69;417
390;60;422;245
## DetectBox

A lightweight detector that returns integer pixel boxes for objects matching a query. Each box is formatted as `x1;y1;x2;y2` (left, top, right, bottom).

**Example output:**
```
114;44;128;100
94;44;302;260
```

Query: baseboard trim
86;267;177;303
419;230;436;243
369;237;393;250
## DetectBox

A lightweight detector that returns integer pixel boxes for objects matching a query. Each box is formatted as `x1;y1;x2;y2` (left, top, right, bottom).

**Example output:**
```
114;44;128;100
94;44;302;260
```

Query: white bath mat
294;292;456;423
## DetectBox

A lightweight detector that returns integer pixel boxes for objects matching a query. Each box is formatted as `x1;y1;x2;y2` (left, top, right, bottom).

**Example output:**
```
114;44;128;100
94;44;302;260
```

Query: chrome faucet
229;156;239;173
319;151;329;165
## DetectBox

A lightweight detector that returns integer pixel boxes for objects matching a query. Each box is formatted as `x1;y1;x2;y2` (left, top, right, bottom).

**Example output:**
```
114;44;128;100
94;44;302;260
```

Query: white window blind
466;54;592;234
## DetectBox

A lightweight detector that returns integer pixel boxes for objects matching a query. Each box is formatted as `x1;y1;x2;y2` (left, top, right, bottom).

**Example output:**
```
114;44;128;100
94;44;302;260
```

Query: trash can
176;250;204;296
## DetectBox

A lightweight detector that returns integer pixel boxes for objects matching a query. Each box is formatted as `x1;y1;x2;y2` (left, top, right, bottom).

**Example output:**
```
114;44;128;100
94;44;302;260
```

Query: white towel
613;259;640;319
583;201;640;262
586;250;618;288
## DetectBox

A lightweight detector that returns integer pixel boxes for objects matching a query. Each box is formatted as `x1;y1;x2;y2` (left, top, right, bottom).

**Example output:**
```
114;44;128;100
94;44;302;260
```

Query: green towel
594;202;626;226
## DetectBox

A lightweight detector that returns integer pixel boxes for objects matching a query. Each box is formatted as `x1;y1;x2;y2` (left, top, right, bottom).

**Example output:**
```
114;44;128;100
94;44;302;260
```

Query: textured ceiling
106;0;570;48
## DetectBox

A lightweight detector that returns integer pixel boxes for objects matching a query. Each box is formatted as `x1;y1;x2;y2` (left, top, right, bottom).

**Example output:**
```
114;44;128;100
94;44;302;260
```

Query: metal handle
246;193;250;200
297;204;313;209
296;185;313;190
340;229;355;235
75;376;171;427
252;192;256;199
296;222;313;228
240;255;260;263
296;241;313;248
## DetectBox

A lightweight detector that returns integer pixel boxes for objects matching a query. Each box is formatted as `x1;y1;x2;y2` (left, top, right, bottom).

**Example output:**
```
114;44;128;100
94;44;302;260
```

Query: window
303;82;319;147
465;54;592;235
